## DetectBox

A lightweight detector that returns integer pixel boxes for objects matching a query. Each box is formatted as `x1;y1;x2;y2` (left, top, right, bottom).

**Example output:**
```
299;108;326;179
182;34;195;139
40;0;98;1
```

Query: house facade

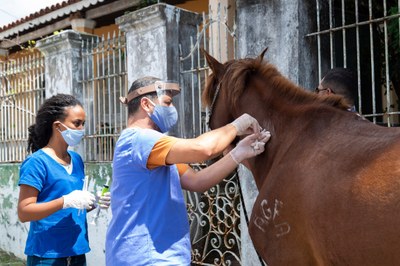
1;0;399;265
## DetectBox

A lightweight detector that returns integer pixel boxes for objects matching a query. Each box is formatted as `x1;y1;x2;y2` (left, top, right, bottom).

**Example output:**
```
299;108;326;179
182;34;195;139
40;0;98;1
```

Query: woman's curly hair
27;94;82;153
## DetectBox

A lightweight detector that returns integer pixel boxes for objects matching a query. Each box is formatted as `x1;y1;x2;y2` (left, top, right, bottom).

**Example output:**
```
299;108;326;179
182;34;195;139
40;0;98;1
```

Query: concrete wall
0;163;112;265
236;0;317;87
0;164;28;259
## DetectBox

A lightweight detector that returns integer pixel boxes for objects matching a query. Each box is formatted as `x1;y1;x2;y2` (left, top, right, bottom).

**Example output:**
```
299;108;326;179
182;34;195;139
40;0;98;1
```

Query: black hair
321;68;356;105
27;94;83;153
127;76;160;115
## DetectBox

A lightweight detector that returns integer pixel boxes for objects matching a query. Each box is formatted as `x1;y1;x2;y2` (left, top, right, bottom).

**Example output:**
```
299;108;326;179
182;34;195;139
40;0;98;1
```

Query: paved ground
0;250;25;266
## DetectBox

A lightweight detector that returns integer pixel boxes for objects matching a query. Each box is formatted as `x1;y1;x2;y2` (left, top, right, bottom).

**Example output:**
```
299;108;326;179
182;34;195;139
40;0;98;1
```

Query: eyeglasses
315;87;335;94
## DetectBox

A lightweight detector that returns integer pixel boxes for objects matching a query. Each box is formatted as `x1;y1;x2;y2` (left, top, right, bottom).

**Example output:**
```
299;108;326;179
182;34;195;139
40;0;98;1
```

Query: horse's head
202;49;350;132
203;48;270;130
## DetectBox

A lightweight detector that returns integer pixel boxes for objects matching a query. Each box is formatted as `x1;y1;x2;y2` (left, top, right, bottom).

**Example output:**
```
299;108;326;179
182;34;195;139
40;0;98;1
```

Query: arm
18;185;96;223
180;152;238;192
18;185;63;222
166;113;261;164
167;123;237;164
180;132;270;192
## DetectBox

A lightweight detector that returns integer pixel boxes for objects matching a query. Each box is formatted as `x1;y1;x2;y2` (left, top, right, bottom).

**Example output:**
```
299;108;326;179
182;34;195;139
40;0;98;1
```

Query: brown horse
203;49;400;266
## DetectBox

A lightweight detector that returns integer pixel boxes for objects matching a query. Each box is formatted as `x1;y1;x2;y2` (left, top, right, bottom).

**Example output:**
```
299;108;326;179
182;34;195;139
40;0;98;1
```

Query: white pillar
116;3;201;137
36;30;95;99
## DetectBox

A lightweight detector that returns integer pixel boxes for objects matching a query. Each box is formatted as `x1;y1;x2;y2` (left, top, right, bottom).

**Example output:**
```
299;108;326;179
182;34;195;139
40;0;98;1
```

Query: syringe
90;177;110;225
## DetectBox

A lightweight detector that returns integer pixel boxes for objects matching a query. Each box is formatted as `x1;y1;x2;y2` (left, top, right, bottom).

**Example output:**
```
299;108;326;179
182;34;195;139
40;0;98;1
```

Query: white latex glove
230;113;261;136
230;130;271;164
62;190;96;210
96;191;111;209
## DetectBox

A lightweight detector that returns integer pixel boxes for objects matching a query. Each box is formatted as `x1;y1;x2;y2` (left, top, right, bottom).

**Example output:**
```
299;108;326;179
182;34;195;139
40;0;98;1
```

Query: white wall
0;163;112;265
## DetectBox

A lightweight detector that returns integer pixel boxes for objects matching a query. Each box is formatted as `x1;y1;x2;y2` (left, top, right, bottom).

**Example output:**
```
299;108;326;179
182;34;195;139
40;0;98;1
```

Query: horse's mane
203;57;349;111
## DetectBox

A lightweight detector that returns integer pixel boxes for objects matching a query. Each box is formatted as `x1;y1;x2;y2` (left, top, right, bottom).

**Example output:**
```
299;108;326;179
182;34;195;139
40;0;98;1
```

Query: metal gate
81;31;128;162
179;2;241;265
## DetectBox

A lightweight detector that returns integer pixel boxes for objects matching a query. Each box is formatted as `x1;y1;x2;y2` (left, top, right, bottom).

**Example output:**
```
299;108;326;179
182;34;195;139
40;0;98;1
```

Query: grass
0;250;25;266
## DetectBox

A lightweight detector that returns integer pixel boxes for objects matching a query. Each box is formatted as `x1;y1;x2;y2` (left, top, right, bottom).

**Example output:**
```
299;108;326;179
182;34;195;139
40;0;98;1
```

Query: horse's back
249;122;400;266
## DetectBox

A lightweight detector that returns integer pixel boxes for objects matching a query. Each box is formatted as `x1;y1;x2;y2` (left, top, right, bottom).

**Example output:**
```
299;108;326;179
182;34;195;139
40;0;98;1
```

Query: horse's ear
257;47;268;62
203;49;224;79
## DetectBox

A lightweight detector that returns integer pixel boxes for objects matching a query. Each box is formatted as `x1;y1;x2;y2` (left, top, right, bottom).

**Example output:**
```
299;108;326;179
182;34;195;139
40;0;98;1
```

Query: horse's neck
246;103;321;189
239;81;332;188
246;100;363;190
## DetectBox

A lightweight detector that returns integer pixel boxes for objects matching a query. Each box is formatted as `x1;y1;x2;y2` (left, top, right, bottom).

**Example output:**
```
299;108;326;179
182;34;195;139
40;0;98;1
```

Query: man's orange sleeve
147;136;190;176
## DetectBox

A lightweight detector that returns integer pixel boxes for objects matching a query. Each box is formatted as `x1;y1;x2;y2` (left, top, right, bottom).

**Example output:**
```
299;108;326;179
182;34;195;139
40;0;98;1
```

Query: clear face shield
153;81;180;104
119;80;180;105
148;81;180;133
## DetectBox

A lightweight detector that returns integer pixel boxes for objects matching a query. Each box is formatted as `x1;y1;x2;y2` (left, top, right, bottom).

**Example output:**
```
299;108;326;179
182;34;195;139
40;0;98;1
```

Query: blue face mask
58;122;85;146
148;99;178;133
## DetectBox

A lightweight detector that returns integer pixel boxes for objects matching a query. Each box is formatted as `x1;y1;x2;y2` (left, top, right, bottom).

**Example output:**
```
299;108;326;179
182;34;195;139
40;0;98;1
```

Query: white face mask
58;122;85;146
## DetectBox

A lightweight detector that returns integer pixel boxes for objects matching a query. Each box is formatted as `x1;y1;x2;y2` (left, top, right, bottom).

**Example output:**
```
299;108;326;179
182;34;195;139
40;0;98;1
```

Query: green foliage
27;40;36;49
53;30;63;35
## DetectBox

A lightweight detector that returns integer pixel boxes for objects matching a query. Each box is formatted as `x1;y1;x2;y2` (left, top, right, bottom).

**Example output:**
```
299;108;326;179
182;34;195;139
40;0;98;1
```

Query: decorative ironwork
179;1;241;264
187;164;241;266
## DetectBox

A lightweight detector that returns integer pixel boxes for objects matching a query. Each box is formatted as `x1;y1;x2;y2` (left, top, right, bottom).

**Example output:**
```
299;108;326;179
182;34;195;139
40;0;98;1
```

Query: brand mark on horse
253;198;291;238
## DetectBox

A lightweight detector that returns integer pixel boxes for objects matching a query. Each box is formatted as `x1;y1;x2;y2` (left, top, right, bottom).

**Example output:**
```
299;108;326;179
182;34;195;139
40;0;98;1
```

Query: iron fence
188;164;241;266
0;51;45;162
81;30;128;162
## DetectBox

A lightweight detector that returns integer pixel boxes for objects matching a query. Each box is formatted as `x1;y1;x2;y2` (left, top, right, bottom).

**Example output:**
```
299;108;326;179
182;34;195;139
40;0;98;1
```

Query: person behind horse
105;76;271;266
316;67;357;112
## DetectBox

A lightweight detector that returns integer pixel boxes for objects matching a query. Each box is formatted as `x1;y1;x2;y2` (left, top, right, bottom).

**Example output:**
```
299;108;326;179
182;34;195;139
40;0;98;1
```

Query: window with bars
309;0;400;126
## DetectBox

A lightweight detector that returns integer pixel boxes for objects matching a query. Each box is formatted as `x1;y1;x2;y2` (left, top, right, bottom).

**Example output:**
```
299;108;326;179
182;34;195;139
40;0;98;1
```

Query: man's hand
230;130;271;164
230;113;261;136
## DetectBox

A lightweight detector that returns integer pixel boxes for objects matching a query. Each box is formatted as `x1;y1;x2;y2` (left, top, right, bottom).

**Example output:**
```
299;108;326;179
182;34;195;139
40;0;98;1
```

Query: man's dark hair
321;68;356;105
127;76;160;115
